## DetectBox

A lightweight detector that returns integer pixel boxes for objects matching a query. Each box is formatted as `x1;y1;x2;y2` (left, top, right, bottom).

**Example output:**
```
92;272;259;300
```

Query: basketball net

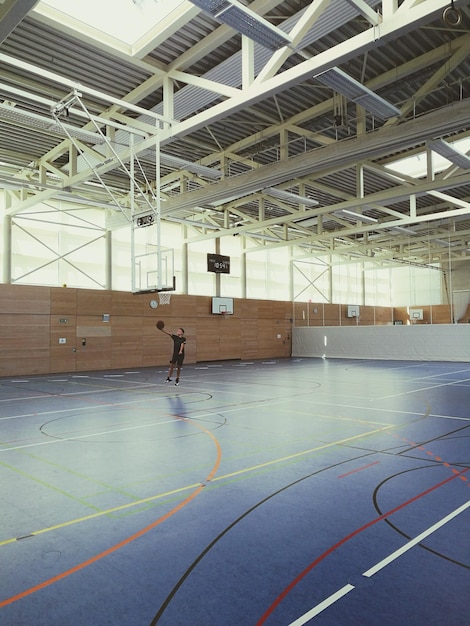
158;292;172;305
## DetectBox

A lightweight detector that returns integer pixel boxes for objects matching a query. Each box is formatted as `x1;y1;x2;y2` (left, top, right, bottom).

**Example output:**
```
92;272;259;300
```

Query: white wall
292;324;470;362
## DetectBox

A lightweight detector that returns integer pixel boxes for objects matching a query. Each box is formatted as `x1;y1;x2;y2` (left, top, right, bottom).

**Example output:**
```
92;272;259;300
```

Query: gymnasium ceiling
1;0;470;269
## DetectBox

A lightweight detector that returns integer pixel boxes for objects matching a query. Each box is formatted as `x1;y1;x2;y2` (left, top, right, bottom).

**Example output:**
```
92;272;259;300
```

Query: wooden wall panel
75;337;112;371
0;284;50;315
393;307;409;324
241;319;258;359
358;306;374;324
50;314;77;329
194;318;220;362
1;284;456;378
218;317;241;360
77;289;113;315
50;287;77;314
324;303;341;325
111;315;144;368
49;348;76;373
374;306;393;325
112;291;146;316
169;295;194;320
50;328;77;349
196;296;212;318
0;311;50;376
430;305;451;324
0;351;50;376
239;299;259;318
76;320;113;337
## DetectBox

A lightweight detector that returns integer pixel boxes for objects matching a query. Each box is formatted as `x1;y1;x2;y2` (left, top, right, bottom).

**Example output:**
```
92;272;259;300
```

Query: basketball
156;320;165;330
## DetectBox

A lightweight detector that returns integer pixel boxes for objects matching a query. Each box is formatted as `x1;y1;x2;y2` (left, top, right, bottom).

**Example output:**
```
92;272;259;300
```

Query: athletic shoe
165;377;172;382
175;379;179;386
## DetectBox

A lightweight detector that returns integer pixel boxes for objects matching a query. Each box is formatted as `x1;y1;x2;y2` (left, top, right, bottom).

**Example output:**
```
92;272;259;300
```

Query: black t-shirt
171;334;186;359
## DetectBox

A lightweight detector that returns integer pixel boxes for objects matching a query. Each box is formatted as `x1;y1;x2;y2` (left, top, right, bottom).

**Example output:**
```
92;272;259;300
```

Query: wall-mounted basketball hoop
158;292;172;305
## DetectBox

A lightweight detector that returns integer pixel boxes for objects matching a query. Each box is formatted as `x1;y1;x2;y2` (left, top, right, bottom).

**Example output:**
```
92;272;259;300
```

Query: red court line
256;468;469;625
0;416;222;609
338;461;379;478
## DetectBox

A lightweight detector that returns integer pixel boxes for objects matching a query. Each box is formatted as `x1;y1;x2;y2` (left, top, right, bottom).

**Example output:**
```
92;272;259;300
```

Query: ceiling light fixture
315;67;401;120
265;187;319;206
188;0;292;50
0;102;105;144
160;154;223;179
429;138;470;169
335;209;378;223
392;226;416;234
293;216;318;227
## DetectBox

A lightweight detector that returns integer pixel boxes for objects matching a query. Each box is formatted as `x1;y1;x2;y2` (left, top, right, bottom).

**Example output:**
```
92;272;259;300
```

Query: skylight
34;0;188;52
385;137;470;178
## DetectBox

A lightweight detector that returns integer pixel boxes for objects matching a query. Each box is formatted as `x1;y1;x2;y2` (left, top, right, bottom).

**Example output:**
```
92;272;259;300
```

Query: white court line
429;414;470;422
296;397;468;422
414;366;470;380
0;395;304;452
0;390;203;422
289;586;355;625
289;499;470;626
0;379;172;406
376;377;470;401
0;380;296;420
0;418;177;451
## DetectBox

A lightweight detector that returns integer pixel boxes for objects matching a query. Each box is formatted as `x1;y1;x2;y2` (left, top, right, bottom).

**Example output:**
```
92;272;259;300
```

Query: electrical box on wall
347;305;360;318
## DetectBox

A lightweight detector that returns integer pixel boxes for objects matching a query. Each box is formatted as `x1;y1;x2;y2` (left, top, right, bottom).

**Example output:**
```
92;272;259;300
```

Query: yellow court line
211;424;394;482
0;424;393;548
0;482;201;547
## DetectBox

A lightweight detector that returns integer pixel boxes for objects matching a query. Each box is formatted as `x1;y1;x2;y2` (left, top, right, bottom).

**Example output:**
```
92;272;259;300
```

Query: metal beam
0;0;39;45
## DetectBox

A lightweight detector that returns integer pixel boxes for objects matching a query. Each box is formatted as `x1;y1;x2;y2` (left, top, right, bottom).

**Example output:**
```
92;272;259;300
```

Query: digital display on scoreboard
207;253;230;274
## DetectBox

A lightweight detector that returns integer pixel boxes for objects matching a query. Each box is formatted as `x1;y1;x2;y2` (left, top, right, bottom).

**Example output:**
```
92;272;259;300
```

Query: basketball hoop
158;292;172;305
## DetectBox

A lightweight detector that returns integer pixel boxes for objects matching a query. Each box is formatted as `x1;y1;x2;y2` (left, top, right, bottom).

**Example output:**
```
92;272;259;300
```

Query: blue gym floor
0;358;469;625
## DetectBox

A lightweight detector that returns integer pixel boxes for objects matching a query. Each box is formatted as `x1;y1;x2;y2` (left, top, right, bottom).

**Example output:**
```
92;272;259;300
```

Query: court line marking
289;498;470;625
0;391;207;422
0;390;392;452
0;416;223;609
338;461;379;478
376;376;470;400
0;418;178;452
4;379;463;427
258;468;469;625
0;425;393;548
296;397;468;422
0;380;315;420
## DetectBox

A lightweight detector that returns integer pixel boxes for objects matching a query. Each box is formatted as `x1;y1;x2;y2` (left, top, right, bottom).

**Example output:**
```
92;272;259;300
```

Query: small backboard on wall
347;305;360;318
410;308;424;320
212;297;234;314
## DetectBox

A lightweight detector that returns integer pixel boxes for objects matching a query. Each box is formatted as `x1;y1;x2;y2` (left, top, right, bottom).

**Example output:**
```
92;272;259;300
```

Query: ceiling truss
0;0;469;271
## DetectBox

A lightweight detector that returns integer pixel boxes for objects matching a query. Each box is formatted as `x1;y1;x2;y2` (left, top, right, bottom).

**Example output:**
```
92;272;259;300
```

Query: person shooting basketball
157;321;186;386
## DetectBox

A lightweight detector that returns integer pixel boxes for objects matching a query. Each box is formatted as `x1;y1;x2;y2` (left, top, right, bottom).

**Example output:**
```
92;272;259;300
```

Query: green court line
0;424;394;548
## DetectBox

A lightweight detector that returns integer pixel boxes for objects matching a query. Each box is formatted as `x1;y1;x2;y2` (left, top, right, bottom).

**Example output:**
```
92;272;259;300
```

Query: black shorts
170;353;184;367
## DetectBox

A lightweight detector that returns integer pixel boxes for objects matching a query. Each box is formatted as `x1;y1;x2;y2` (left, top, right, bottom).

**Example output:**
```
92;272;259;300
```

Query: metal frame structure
0;0;469;293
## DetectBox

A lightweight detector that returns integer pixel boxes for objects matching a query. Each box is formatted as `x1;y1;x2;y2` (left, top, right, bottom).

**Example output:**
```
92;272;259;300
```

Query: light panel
0;102;105;144
160;153;223;179
188;0;292;50
265;187;318;206
316;67;401;120
335;209;378;223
